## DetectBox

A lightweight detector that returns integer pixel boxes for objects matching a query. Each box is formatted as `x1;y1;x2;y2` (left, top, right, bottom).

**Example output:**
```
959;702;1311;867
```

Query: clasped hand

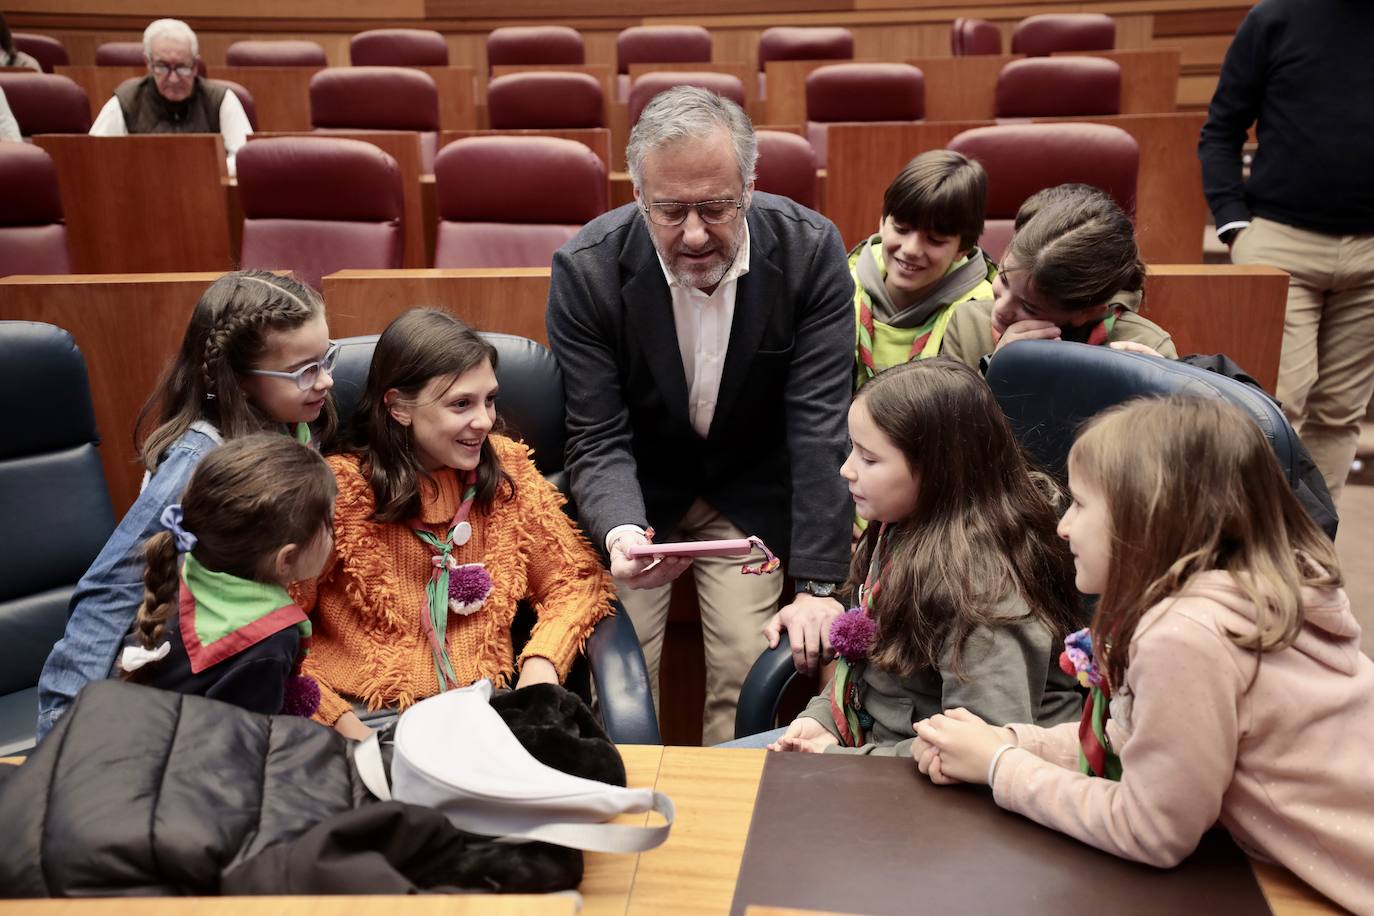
911;707;1016;785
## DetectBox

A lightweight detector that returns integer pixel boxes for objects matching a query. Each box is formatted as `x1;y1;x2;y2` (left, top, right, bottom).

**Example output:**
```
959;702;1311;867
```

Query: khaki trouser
1232;216;1374;504
615;500;784;746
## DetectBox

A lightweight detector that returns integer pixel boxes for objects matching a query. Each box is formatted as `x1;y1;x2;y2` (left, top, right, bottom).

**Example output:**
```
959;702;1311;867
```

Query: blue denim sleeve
34;436;208;742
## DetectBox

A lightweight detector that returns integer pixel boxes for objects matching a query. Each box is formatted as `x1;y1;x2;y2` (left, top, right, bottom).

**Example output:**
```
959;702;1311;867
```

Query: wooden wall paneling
34;133;233;273
7;0;427;19
1141;264;1288;393
55;64;144;120
207;66;317;131
437;127;611;171
321;268;552;343
0;273;225;515
1057;48;1181;114
414;65;477;130
247;130;428;269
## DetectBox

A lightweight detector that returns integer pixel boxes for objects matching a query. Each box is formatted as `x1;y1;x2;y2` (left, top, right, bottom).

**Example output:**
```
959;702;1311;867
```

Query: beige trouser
1232;216;1374;504
615;500;784;746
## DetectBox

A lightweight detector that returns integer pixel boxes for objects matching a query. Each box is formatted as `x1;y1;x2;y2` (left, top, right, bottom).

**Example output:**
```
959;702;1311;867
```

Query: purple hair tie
159;504;198;553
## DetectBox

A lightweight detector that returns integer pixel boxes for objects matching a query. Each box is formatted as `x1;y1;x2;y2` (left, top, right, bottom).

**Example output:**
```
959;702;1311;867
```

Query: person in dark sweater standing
1198;0;1374;504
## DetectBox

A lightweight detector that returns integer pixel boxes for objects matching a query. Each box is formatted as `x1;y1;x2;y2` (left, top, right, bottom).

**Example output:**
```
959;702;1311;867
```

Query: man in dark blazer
546;87;853;744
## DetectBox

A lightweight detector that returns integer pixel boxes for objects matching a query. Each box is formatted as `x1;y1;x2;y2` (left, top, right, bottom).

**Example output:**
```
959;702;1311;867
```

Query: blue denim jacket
35;423;221;742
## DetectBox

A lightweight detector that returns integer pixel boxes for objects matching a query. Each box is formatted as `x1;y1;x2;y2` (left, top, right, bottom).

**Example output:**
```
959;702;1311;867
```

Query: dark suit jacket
546;192;853;583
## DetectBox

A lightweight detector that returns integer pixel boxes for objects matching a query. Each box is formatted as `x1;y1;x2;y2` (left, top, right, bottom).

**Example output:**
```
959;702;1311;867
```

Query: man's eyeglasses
642;198;744;227
244;342;340;391
150;60;195;79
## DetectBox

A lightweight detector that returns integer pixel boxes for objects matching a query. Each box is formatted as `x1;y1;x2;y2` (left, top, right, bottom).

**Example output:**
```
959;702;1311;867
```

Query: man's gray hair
627;85;758;191
143;19;198;59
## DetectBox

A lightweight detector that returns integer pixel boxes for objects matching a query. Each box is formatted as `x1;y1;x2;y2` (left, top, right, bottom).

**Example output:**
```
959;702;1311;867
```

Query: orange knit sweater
292;435;614;726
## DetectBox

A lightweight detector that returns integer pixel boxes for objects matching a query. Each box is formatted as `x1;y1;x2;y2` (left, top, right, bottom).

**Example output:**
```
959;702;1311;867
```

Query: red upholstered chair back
757;27;853;70
804;62;924;167
96;41;208;75
12;33;69;73
995;57;1120;118
1011;14;1116;56
433;135;606;269
487;26;585;71
349;29;448;66
628;71;745;127
237;137;404;291
617;26;711;74
226;40;327;67
754;129;818;211
947;122;1138;261
488;71;604;129
0;73;89;135
951;18;1002;56
0;143;71;276
116;75;259;130
310;67;439;169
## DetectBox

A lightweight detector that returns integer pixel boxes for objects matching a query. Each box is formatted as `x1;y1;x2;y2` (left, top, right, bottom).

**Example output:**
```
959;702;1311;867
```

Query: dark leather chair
755;129;818;210
487;71;604;129
0;322;116;755
349;29;448;66
0;144;71;277
616;25;712;101
226;40;328;67
947;122;1138;261
433;136;606;269
628;71;745;127
757;26;853;99
116;74;258;131
237;137;404;291
0;73;89;135
995;57;1120;118
12;33;69;73
951;18;1002;56
804;62;924;168
1011;13;1116;57
487;26;585;72
309;66;440;171
329;332;659;744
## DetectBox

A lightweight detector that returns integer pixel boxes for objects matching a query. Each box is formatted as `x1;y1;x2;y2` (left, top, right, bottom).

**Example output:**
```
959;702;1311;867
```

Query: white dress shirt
89;88;252;177
0;87;20;142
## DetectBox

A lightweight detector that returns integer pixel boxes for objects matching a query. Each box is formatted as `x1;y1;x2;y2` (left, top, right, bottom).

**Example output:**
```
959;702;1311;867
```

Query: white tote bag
354;680;674;853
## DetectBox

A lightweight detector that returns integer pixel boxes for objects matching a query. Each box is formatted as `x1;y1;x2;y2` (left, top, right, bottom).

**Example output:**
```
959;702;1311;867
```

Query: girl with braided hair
118;435;335;715
37;270;338;740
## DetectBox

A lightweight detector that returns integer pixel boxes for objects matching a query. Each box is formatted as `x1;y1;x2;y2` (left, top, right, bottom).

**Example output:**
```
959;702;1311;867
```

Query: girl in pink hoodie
912;396;1374;913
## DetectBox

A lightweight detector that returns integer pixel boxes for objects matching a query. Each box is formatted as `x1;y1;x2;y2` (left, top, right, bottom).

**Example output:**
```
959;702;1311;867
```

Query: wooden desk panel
763;60;833;125
439;127;611;172
55;64;142;120
34;134;232;274
583;745;664;915
207;66;317;132
1057;48;1181;115
322;268;551;344
414;65;477;131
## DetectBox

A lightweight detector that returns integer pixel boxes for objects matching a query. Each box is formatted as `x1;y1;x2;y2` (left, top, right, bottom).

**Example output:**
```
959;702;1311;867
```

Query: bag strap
494;792;676;854
354;731;391;801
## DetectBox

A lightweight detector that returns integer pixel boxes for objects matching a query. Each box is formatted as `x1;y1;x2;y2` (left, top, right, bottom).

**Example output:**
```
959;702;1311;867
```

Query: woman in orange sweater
296;309;614;739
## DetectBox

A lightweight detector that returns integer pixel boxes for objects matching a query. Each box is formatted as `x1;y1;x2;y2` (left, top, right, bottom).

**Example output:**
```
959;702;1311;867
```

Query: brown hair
1003;186;1144;314
882;150;987;251
134;270;337;471
849;358;1081;678
350;309;512;523
125;434;336;667
1069;397;1342;691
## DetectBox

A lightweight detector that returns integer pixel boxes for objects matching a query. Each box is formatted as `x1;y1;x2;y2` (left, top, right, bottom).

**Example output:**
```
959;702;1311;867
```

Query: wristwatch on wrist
796;580;839;598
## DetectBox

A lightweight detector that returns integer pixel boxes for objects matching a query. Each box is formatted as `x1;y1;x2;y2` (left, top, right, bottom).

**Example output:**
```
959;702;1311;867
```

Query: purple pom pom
449;563;494;607
281;674;321;718
829;608;876;663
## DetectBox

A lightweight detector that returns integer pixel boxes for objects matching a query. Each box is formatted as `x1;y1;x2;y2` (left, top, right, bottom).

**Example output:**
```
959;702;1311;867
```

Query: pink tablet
624;538;756;559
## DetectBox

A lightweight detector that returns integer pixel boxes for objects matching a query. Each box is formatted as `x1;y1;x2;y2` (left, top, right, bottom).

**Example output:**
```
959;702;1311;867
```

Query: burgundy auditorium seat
0;73;89;135
1011;14;1115;57
995;57;1120;118
310;67;439;171
0;144;71;277
947;122;1137;261
757;26;853;99
804;62;924;168
951;18;1002;56
433;136;606;269
12;33;68;73
488;71;604;129
349;29;448;66
96;41;207;75
237;137;404;291
616;26;711;101
628;71;745;127
487;26;584;72
754;129;817;211
226;40;327;67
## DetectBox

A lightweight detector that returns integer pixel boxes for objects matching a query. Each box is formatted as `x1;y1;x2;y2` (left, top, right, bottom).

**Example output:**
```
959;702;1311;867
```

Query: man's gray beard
644;215;744;292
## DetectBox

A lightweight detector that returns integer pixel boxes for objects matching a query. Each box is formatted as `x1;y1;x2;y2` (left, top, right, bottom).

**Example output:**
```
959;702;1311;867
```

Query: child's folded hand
911;732;960;785
913;708;1014;785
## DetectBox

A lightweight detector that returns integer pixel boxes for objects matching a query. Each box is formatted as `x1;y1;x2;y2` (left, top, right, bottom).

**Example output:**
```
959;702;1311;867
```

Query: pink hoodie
993;571;1374;914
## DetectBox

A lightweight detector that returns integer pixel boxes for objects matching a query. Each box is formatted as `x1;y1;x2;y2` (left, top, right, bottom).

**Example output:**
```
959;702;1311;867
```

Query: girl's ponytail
122;531;181;680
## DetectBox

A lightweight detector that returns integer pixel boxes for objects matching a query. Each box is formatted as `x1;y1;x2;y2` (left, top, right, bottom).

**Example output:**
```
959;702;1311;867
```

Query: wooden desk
33;134;232;273
2;898;575;915
413;65;477;131
824;113;1209;264
206;66;317;131
438;127;611;172
55;64;142;120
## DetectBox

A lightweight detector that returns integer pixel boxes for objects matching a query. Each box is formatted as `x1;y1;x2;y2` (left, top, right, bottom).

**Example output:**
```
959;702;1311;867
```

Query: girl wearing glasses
36;270;338;741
